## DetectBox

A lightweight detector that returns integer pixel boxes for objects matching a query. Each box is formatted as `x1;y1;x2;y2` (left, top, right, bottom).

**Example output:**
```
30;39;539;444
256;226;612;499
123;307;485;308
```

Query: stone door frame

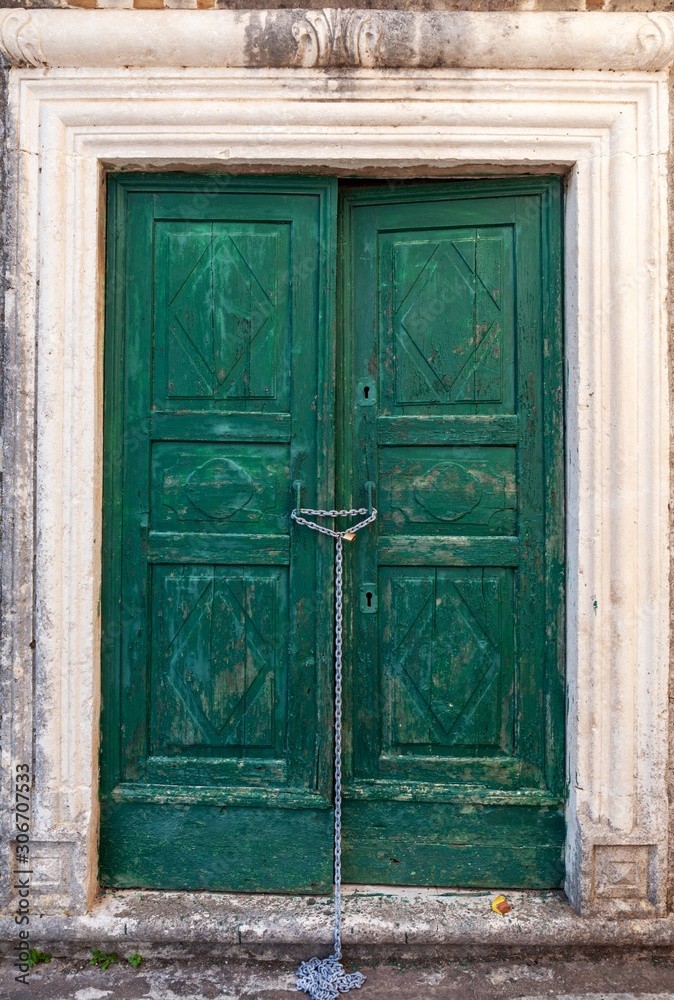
0;9;670;918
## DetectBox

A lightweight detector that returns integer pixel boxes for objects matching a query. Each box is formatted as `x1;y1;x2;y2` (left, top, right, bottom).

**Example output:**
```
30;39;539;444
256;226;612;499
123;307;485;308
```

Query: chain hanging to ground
292;500;377;1000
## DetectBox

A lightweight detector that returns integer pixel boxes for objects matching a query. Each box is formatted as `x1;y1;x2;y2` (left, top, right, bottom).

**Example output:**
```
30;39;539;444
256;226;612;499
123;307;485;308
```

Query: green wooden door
339;180;565;887
100;176;338;891
101;175;564;892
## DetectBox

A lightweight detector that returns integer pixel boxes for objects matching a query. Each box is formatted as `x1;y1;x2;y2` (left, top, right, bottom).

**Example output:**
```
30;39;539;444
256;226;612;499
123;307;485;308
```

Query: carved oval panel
414;462;482;522
185;458;254;520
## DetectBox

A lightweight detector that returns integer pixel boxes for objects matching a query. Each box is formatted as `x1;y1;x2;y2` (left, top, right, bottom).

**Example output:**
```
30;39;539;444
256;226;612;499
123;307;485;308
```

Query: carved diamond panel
151;566;286;755
379;227;514;415
393;235;505;405
10;841;75;898
593;845;652;900
153;221;290;411
381;567;513;753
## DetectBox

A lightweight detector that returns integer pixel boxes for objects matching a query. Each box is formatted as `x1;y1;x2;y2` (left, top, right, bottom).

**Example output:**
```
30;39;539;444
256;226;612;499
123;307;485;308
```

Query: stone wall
669;55;674;917
0;1;671;11
0;63;5;927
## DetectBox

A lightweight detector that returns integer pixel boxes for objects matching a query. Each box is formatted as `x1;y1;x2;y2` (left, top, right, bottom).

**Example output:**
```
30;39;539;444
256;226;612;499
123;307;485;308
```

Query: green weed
90;948;117;971
27;950;51;967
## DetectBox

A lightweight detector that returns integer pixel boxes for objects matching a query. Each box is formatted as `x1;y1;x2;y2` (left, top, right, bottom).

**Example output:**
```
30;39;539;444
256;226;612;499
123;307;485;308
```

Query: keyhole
363;385;370;399
366;591;373;608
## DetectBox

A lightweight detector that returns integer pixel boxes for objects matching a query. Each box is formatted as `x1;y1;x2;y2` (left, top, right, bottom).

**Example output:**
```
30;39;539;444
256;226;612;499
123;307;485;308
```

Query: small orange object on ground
491;895;512;915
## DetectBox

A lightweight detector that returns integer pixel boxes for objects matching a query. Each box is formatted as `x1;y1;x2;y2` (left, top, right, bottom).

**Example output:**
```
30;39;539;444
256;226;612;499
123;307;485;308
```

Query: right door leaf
340;180;565;889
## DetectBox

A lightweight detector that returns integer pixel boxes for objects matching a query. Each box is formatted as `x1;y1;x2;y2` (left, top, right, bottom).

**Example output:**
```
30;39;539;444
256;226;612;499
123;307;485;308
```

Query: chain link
291;507;377;540
293;503;376;1000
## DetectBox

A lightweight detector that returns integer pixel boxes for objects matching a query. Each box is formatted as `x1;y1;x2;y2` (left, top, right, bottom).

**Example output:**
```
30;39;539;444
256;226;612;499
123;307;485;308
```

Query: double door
100;175;564;891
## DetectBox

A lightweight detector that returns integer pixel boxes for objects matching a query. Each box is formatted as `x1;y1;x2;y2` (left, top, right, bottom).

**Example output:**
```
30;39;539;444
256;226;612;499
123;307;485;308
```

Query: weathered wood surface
339;179;564;888
100;175;337;891
100;801;334;892
101;176;563;892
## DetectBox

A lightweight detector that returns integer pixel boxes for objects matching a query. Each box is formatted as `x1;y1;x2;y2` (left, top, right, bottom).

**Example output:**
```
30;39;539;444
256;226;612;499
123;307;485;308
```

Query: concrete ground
3;955;674;999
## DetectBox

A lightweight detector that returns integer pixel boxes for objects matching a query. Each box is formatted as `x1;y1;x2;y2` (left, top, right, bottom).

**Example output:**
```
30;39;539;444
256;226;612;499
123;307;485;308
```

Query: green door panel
100;175;337;891
99;802;333;893
338;179;564;888
101;175;564;893
379;566;515;759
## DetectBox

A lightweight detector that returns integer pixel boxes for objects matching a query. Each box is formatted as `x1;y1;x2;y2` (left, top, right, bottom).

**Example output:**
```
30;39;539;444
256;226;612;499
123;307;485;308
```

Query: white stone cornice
1;10;674;72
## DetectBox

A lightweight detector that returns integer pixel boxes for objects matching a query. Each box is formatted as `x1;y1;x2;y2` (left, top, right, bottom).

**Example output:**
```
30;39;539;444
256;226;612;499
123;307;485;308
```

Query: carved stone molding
1;11;674;73
293;9;382;68
0;67;668;920
0;10;46;69
638;13;674;71
593;845;653;902
9;841;76;901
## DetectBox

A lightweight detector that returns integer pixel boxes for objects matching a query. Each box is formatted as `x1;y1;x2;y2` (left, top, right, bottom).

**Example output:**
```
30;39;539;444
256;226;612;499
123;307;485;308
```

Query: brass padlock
343;531;357;542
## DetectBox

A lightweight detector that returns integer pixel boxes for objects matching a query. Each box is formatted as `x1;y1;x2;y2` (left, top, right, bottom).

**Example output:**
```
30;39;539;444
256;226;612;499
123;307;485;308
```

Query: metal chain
293;504;377;1000
292;507;377;540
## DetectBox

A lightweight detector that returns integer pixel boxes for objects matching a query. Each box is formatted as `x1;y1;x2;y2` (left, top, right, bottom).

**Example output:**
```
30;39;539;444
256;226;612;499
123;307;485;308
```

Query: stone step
3;887;674;961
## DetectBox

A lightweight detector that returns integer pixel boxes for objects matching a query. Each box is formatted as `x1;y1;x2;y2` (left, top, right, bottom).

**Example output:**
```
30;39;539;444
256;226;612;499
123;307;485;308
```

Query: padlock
343;531;357;542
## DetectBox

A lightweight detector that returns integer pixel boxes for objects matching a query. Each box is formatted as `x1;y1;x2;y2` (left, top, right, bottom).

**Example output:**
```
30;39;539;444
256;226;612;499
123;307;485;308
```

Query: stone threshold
2;887;674;960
